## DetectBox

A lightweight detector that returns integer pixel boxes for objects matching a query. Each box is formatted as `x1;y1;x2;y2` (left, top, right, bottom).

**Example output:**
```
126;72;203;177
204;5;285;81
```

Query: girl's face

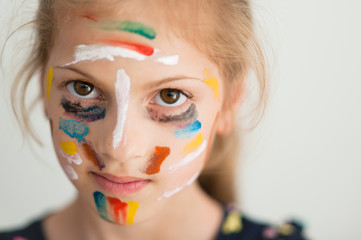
44;3;225;225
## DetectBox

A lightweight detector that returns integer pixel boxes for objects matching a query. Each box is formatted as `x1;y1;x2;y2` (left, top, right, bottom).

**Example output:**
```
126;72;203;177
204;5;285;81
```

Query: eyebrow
54;66;202;89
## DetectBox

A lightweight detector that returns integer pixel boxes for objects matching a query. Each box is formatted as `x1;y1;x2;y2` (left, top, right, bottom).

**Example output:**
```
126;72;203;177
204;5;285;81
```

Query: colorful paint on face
97;39;154;56
168;140;207;173
59;117;89;143
60;141;77;155
174;120;201;139
183;134;203;155
94;191;108;221
93;191;139;225
61;98;106;122
98;20;156;40
64;44;179;66
46;66;54;100
203;69;220;100
82;142;105;170
113;69;131;149
148;103;197;123
83;14;98;22
144;147;170;175
59;150;83;165
63;164;78;180
158;171;200;200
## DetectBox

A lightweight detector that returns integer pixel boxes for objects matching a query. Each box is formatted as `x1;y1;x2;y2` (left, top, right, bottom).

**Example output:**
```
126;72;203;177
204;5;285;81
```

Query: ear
216;81;243;135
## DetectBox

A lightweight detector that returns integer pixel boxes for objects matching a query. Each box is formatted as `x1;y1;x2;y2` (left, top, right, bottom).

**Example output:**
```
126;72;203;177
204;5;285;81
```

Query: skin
41;1;240;240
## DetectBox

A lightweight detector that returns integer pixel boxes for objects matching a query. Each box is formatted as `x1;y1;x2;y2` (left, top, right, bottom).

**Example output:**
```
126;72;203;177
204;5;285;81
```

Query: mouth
91;172;150;196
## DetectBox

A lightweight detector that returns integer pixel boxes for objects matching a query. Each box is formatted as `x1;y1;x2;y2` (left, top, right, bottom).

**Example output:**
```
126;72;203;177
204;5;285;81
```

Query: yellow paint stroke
203;69;219;100
126;201;139;225
46;66;54;100
183;134;203;155
60;142;77;155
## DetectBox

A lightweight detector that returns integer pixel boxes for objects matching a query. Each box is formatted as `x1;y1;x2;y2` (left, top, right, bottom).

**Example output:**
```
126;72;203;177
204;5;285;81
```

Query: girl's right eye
66;81;100;99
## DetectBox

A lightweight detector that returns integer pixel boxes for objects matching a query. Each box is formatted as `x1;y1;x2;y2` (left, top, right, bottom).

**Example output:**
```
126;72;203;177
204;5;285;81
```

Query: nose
95;100;153;163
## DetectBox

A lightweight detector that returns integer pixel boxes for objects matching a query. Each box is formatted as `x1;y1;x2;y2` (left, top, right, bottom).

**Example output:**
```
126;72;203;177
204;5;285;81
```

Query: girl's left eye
66;81;100;99
154;89;188;107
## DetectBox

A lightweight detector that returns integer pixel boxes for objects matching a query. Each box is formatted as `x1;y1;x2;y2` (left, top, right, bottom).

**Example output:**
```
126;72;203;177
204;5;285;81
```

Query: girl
1;0;306;239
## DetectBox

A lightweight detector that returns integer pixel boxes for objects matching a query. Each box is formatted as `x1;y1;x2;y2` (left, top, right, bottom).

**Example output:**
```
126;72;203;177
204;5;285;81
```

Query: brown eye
160;89;180;104
67;81;100;99
154;89;188;107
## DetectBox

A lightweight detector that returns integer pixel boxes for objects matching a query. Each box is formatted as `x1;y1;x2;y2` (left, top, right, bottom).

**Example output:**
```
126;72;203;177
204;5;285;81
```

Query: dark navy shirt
0;205;307;240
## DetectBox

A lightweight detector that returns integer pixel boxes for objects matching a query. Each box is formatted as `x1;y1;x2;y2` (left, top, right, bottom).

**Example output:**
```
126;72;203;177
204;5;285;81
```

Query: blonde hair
10;0;268;204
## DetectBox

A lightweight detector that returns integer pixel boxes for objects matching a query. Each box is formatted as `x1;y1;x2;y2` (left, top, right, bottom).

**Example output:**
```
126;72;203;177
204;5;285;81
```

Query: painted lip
91;172;150;196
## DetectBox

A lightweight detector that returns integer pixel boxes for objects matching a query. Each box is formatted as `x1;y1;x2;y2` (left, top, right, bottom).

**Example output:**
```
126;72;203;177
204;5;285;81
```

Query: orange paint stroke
97;39;154;56
82;143;105;170
145;147;170;175
107;197;127;224
83;14;98;22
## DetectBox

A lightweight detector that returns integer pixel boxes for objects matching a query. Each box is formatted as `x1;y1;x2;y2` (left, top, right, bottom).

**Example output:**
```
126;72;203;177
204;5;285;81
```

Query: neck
44;182;223;240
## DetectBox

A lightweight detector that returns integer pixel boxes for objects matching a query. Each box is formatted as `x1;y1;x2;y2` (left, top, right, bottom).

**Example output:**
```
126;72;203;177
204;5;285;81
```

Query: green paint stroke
99;20;156;40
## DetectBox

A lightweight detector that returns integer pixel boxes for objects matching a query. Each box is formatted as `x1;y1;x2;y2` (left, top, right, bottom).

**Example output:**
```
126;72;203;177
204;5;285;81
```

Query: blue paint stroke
59;117;89;143
174;120;201;139
93;191;108;221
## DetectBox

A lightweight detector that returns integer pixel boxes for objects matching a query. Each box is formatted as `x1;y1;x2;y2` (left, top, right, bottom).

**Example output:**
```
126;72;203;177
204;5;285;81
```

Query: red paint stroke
82;143;103;170
83;14;99;22
107;197;128;224
145;146;170;175
97;39;154;56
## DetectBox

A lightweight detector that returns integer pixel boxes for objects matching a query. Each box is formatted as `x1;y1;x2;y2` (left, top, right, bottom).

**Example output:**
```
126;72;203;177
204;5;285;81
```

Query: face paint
46;66;54;100
59;117;89;143
97;39;154;56
183;134;203;155
83;14;98;22
50;119;54;137
174;120;201;139
148;103;197;123
64;44;178;67
82;142;105;170
97;20;156;39
60;141;77;155
144;147;170;175
203;69;220;100
61;98;106;122
63;164;78;180
93;191;139;225
168;140;207;173
158;171;200;200
155;55;179;66
59;150;83;165
113;69;131;149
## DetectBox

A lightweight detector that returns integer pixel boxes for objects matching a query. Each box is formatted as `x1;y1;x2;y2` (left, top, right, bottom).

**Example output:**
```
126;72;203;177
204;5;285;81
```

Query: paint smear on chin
112;69;131;149
144;146;170;175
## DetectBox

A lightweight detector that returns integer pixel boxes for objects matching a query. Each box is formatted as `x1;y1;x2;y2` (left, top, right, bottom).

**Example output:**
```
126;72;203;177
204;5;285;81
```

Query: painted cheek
59;117;89;143
144;147;171;175
61;98;106;122
82;142;105;170
174;120;201;139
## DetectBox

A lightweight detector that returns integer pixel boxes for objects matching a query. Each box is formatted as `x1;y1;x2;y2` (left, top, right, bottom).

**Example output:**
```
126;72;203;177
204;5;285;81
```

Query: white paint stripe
58;150;83;165
113;69;131;149
63;44;179;66
158;171;200;200
63;165;78;180
168;140;207;173
156;55;179;65
64;44;148;66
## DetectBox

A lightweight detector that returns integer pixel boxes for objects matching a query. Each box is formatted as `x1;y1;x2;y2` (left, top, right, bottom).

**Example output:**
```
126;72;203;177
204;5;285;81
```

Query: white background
1;1;360;239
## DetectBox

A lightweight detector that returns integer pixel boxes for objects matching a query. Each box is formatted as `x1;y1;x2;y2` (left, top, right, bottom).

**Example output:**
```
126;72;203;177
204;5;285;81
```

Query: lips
91;172;150;196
